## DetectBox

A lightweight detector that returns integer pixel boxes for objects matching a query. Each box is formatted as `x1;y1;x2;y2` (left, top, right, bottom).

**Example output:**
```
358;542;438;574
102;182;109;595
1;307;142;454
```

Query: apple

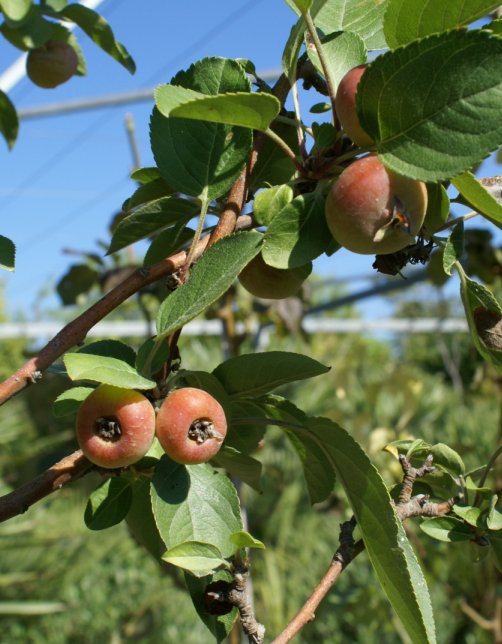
76;385;156;469
26;40;78;89
238;253;311;299
156;387;227;465
335;64;373;147
325;155;427;255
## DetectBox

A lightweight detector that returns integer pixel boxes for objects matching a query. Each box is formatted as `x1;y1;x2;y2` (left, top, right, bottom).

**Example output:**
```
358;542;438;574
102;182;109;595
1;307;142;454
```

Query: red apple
325;155;427;255
76;385;156;469
26;40;78;89
156;388;227;465
335;64;373;147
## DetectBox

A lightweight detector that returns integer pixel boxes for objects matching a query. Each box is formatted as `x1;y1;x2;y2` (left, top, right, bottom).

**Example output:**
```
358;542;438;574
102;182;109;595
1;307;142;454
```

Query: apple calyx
95;416;122;442
372;197;413;243
187;419;225;444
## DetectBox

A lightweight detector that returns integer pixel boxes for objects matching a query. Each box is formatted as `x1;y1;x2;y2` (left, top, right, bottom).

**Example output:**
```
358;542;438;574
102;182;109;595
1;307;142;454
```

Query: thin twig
459;600;495;631
0;450;93;523
272;520;362;644
302;11;337;118
434;211;479;234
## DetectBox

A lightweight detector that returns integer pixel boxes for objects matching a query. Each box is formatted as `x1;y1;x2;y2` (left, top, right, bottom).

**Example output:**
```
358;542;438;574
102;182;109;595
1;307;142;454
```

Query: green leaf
306;30;367;87
162;541;228;577
151;457;243;558
0;234;15;270
56;264;99;305
0;9;54;49
143;224;194;267
213;351;329;398
453;504;484;528
485;17;502;35
0;92;19;150
122;177;174;212
289;0;313;13
423;183;449;235
156;231;262;337
107;196;198;254
154;85;280;132
488;497;502;531
443;222;464;277
248;119;300;191
130;166;160;183
253;185;294;226
184;571;237;643
358;30;502;181
283;0;386;81
150;57;252;200
1;0;32;24
276;404;336;505
84;477;133;530
229;531;265;550
78;339;137;366
384;0;502;49
59;4;135;73
41;0;67;10
310;102;331;113
64;353;155;389
291;417;436;643
211;447;263;493
136;337;171;379
53;386;93;417
313;0;388;51
465;475;493;500
125;476;166;560
420;516;473;542
263;191;332;268
452;171;502;230
458;266;502;371
430;443;465;477
225;400;267;454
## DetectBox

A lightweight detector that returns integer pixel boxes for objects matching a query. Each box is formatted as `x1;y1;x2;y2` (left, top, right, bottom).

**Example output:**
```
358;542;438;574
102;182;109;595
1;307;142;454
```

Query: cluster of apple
76;384;227;468
238;64;428;301
326;64;428;256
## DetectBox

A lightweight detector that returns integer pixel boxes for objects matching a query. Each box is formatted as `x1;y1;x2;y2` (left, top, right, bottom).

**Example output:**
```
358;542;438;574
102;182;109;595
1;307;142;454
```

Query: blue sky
0;1;499;319
1;0;294;316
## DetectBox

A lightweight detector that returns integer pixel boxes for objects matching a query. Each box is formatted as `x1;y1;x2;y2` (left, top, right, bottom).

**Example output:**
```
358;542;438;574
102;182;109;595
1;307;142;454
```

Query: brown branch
272;456;455;643
398;454;434;504
459;600;495;631
0;215;254;407
207;168;249;247
207;73;292;247
0;450;93;523
204;563;265;644
229;565;265;644
272;519;362;644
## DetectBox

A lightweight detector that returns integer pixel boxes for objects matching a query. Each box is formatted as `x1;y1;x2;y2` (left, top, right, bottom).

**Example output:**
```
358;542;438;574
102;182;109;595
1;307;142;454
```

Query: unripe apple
156;387;227;465
325;155;427;255
238;253;311;299
26;40;78;89
335;64;374;147
76;385;156;468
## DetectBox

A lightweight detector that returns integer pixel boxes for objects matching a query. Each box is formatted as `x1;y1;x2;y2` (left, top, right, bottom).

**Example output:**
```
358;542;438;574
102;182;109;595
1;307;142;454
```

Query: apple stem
95;417;122;442
188;420;224;444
